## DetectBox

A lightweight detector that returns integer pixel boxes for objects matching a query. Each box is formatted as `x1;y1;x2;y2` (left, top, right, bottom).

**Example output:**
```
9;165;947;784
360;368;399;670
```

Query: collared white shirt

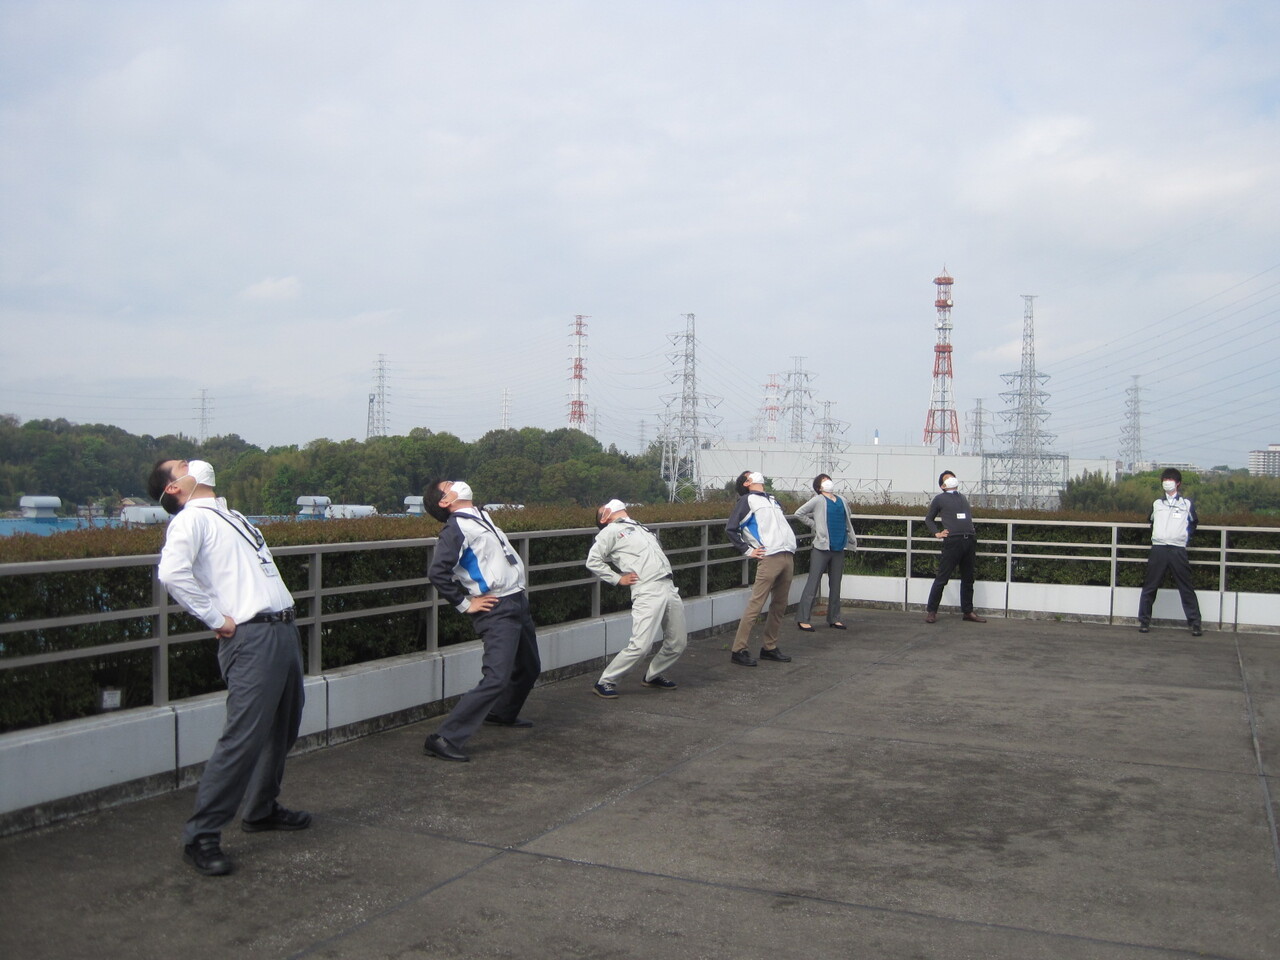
157;497;293;629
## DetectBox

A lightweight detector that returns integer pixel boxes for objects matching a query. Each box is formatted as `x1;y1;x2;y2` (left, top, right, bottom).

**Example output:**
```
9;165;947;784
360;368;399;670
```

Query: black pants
1138;545;1201;627
927;534;976;614
436;591;541;747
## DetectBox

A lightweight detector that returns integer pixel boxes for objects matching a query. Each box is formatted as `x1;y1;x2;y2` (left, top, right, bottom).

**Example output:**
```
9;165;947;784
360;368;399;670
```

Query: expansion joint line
1234;638;1280;882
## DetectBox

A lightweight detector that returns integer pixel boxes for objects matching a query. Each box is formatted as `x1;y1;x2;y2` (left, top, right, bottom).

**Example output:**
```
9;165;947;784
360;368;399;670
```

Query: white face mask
187;459;216;487
748;472;764;486
819;479;834;493
1162;480;1178;493
450;480;474;502
943;476;960;490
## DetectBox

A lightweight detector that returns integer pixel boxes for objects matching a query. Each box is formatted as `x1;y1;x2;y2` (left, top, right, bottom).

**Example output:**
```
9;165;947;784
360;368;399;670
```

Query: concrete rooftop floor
2;607;1278;960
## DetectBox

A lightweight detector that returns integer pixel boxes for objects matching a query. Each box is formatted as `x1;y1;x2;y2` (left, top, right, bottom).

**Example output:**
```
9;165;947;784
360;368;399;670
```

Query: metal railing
0;520;750;710
2;516;1277;721
865;517;1280;594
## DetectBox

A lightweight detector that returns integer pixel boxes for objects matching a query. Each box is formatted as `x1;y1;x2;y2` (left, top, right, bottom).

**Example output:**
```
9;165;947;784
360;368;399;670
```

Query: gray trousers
436;591;542;747
798;549;845;624
183;620;305;843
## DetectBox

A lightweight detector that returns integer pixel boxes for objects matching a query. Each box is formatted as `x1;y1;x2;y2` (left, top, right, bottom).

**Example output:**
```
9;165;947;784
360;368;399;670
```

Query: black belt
246;607;295;624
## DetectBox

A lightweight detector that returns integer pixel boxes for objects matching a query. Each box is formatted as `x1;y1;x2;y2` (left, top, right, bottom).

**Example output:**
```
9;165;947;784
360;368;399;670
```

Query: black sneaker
1191;623;1203;637
759;647;792;662
1138;623;1150;633
241;803;312;832
641;674;677;689
183;834;232;876
730;649;758;667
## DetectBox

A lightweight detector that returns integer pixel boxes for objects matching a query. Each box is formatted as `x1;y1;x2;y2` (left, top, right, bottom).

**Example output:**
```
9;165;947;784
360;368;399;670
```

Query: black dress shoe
759;647;792;662
183;834;232;876
830;622;847;630
484;715;533;727
424;733;470;762
797;623;815;632
241;803;312;832
730;649;758;667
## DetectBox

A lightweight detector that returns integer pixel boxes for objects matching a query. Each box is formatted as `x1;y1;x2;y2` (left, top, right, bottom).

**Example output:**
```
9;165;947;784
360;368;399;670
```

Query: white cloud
238;276;301;302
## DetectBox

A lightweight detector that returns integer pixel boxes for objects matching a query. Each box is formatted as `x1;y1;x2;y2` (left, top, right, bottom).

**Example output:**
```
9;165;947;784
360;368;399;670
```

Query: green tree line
1059;469;1280;518
0;416;669;514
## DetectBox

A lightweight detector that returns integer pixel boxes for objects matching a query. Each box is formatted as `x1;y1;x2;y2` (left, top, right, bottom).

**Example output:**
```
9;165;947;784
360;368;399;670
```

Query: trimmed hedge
3;503;1276;733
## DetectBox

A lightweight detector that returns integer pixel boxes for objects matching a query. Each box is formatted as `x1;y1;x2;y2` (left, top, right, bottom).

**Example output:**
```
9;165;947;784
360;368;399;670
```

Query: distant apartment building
1248;444;1280;477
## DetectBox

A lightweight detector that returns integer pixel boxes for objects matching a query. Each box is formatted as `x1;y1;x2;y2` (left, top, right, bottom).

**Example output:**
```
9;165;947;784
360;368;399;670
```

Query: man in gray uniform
586;499;687;699
149;458;309;877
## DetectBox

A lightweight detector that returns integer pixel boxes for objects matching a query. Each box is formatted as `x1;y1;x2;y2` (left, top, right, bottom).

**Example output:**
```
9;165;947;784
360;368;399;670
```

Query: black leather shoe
759;647;792;662
424;733;469;762
183;834;232;876
484;715;534;727
241;803;312;832
730;649;758;667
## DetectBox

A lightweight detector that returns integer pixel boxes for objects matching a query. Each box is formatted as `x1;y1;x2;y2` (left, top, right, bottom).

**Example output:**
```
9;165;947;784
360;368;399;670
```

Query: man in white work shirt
149;458;309;877
586;499;687;699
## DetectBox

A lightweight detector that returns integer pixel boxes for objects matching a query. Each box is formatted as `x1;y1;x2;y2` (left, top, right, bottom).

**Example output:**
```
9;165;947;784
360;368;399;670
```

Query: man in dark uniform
923;470;987;624
423;479;542;762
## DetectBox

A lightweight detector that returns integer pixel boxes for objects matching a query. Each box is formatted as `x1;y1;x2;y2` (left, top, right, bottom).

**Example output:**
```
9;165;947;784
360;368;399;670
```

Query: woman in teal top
794;474;859;631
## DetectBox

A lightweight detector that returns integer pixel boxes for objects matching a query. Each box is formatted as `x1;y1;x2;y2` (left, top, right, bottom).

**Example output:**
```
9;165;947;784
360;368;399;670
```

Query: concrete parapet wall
0;590;743;834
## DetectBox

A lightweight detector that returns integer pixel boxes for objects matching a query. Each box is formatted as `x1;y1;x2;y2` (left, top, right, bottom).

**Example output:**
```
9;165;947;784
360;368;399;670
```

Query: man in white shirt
149;458;309;877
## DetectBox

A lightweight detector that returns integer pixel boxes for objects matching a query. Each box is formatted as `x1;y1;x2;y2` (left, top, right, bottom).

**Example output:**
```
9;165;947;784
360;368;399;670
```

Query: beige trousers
732;552;794;652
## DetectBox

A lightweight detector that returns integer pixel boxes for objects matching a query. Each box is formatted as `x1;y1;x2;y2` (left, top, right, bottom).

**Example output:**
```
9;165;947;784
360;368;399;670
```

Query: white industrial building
697;441;1119;506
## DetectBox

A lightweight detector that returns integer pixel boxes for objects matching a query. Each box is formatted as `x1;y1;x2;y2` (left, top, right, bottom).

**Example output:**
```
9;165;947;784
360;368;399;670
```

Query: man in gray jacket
586;500;686;698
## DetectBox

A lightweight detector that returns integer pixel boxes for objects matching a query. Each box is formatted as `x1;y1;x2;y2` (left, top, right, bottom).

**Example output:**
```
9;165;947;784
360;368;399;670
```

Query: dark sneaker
183;834;232;876
641;674;678;689
730;650;758;667
759;647;792;662
1138;623;1150;633
241;803;312;832
593;681;619;699
1191;623;1203;637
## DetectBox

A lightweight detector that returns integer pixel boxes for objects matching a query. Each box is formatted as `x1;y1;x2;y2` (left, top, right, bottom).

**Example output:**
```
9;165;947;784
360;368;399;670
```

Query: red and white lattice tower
922;270;960;453
751;373;783;443
567;314;589;429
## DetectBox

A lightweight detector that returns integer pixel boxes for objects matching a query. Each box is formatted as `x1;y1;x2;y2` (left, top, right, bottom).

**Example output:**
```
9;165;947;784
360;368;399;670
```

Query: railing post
905;518;913;611
307;548;323;675
1219;527;1229;632
426;541;439;653
1109;524;1120;624
700;522;710;597
151;566;170;707
1005;521;1014;586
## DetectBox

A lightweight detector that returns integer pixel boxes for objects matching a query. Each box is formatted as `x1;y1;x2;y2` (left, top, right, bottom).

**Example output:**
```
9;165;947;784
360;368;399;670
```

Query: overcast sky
2;1;1277;470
